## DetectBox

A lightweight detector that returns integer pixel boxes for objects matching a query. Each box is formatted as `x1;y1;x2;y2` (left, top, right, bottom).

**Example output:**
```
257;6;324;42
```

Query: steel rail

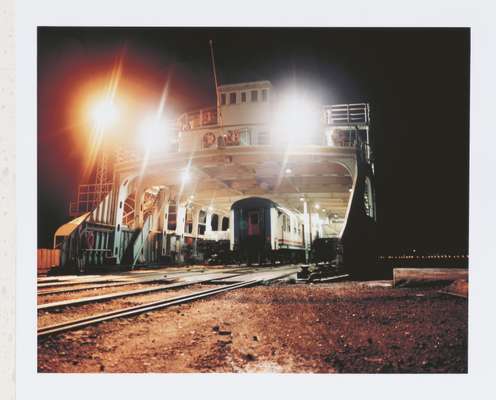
37;267;256;295
38;272;247;311
36;268;208;288
38;279;122;289
37;276;173;296
38;279;261;338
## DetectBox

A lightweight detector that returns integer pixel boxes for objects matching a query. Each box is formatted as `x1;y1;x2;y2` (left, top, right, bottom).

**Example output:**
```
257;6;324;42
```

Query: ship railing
322;103;370;126
69;182;114;217
177;106;218;131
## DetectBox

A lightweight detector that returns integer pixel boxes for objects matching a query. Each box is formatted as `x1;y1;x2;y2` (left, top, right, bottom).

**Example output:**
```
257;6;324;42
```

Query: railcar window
251;90;258;102
250;213;259;224
221;93;226;105
211;214;219;231
229;92;237;104
222;216;229;231
241;92;246;102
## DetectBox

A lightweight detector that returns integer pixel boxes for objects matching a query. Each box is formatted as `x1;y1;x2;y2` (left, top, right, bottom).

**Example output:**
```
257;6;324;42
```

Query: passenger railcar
230;197;305;265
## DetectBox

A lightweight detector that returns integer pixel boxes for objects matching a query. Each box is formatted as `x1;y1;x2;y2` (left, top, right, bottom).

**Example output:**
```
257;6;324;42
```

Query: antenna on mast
209;40;223;128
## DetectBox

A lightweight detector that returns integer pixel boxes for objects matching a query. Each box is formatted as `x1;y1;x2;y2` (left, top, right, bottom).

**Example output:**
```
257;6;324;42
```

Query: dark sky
38;27;470;253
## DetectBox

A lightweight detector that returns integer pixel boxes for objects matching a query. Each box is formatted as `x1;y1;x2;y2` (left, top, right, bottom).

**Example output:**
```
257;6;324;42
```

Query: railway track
37;266;257;296
38;268;297;338
38;272;248;311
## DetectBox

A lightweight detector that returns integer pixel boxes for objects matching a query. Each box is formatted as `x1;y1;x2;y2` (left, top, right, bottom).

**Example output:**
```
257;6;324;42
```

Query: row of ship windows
220;89;268;106
231;129;270;145
202;129;271;148
167;206;229;234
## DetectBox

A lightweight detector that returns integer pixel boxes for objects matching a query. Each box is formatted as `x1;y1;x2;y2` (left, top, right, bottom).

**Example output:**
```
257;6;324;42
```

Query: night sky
38;27;470;253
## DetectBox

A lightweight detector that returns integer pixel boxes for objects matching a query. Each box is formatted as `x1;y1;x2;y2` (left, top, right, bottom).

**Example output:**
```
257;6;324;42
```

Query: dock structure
54;80;376;274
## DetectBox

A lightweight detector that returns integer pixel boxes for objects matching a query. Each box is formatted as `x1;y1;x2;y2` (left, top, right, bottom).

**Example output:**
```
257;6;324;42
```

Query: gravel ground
38;281;467;373
38;284;220;327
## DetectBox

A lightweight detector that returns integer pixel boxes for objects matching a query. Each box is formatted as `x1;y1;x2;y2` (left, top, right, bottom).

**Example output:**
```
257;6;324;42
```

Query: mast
209;40;223;128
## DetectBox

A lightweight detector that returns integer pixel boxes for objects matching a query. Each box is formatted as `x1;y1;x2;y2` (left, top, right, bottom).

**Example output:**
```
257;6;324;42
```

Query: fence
37;248;61;275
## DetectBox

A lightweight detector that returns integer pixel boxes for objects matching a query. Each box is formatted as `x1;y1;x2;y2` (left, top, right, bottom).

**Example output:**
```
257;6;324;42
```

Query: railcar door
247;211;261;236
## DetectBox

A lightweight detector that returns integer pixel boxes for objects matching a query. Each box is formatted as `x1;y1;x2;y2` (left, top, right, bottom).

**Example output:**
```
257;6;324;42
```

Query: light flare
138;79;172;180
83;50;125;181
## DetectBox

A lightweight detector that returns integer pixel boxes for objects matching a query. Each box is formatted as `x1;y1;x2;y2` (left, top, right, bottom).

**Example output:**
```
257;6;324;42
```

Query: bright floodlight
139;114;170;153
90;99;118;130
181;170;191;184
272;91;320;145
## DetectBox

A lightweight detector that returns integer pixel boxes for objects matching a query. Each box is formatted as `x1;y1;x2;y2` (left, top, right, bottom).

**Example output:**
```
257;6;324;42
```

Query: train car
230;197;305;265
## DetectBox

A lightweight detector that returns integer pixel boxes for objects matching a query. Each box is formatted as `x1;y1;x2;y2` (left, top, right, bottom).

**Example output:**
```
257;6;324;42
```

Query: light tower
89;97;119;208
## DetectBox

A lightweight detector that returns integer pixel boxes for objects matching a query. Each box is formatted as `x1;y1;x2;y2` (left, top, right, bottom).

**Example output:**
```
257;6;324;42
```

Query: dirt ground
38;281;467;373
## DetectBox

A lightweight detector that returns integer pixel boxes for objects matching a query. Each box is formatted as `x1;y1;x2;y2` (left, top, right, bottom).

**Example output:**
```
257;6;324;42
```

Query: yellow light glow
138;114;170;153
90;99;118;131
181;170;191;183
272;91;320;145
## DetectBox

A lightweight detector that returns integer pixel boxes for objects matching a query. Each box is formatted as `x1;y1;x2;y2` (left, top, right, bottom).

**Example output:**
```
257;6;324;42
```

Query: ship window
364;177;375;219
211;214;219;231
239;128;251;146
257;131;270;145
241;92;247;102
229;92;237;104
222;216;229;231
185;208;193;234
251;90;258;102
261;89;268;102
167;203;177;230
221;93;226;105
198;210;207;235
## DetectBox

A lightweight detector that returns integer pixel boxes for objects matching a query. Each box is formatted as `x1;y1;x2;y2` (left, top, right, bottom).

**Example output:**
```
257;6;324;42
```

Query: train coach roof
230;197;277;210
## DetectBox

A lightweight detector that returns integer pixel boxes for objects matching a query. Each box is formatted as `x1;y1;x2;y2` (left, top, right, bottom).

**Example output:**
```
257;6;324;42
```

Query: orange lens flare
83;50;125;182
